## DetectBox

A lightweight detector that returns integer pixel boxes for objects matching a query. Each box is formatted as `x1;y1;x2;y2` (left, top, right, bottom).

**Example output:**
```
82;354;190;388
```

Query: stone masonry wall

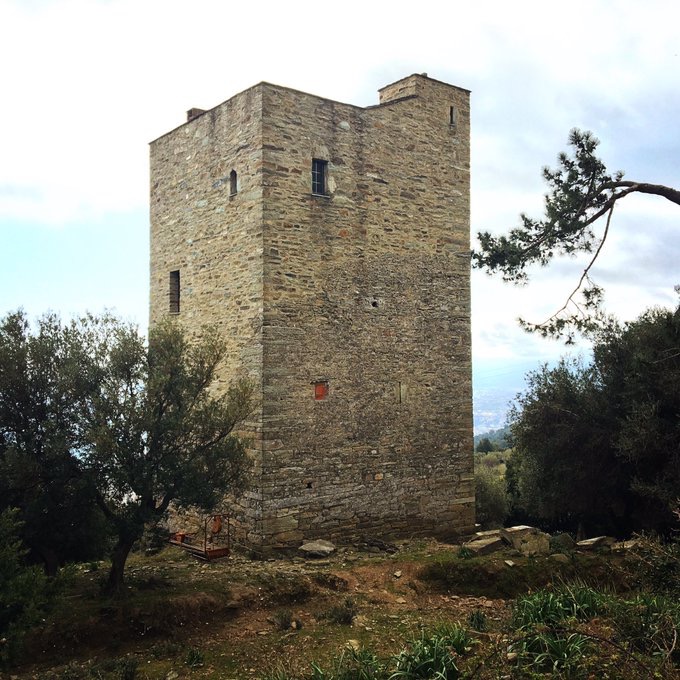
149;74;475;551
149;85;266;536
257;75;473;547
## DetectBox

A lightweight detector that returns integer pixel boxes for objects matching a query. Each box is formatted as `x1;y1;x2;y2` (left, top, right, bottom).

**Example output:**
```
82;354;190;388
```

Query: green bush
390;631;464;679
610;593;680;663
184;647;204;668
627;535;680;597
512;631;591;675
467;608;488;632
0;508;53;663
512;583;607;629
314;648;387;680
474;466;508;530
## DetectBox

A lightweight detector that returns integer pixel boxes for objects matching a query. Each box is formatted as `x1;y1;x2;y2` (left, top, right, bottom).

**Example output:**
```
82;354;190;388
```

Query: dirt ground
9;539;628;679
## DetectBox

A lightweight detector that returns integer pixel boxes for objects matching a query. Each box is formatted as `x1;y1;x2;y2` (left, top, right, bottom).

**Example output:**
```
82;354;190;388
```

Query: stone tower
150;74;475;550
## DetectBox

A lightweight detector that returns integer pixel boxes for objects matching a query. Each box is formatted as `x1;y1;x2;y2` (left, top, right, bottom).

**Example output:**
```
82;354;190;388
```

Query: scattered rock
501;526;550;556
550;553;570;564
551;533;576;552
504;560;515;567
393;570;402;578
166;672;179;680
299;540;336;558
396;597;407;604
346;639;361;651
576;536;616;551
464;536;505;555
473;529;502;540
357;537;399;554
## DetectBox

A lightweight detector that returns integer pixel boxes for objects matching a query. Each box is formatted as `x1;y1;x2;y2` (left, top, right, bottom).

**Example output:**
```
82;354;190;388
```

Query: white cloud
1;0;679;386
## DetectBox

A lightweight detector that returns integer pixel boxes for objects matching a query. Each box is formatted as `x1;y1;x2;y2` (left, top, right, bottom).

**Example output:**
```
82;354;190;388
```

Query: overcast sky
2;0;679;419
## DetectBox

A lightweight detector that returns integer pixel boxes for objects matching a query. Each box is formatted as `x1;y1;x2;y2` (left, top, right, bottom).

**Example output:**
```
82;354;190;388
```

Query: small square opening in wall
313;380;329;400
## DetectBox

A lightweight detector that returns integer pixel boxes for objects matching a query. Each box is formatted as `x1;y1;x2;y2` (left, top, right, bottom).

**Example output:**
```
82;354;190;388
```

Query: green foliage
609;593;680;663
509;305;680;536
473;426;511;451
0;311;110;574
512;631;592;676
474;465;508;530
475;437;495;454
626;535;680;597
390;626;470;679
79;319;254;592
0;508;53;663
0;310;253;593
312;648;387;680
184;647;204;668
473;128;680;340
512;584;607;629
467;608;488;632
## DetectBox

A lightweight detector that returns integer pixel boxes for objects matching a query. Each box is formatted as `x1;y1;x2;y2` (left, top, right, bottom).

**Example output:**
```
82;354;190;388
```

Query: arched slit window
229;169;237;196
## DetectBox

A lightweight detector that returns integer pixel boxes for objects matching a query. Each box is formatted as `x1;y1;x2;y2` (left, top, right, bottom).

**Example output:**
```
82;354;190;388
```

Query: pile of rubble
464;525;634;557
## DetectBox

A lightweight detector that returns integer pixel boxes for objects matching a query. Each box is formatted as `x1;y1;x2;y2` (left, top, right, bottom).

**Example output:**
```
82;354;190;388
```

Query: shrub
610;593;680;663
322;597;357;625
512;631;591;675
512;583;607;629
390;631;463;679
429;622;472;655
467;608;488;632
627;535;680;597
273;609;293;630
474;466;508;529
184;647;204;668
0;509;53;663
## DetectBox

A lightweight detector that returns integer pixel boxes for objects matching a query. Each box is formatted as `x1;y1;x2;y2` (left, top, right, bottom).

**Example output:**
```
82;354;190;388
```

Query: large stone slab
500;525;550;556
464;536;505;555
299;539;336;558
576;536;616;551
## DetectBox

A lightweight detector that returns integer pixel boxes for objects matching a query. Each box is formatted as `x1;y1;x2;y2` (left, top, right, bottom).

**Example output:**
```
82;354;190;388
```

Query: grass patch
321;597;358;625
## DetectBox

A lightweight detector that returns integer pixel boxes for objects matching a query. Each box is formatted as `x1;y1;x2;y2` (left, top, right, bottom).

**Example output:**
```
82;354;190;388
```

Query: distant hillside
473;425;512;450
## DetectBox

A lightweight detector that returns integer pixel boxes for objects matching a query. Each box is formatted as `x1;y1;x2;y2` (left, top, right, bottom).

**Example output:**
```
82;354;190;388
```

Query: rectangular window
169;270;180;314
311;158;328;195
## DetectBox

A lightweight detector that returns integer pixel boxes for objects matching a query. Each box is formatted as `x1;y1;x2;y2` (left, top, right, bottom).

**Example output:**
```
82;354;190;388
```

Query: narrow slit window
449;106;456;126
169;270;180;314
313;380;329;401
229;169;237;195
311;158;328;195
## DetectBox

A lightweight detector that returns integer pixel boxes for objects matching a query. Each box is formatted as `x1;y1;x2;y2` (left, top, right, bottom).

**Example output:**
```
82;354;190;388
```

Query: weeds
467;609;488;632
390;630;464;679
627;535;680;597
610;593;680;662
512;631;591;675
184;647;204;668
311;647;387;679
322;597;357;625
272;608;303;631
273;609;293;630
512;583;607;629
